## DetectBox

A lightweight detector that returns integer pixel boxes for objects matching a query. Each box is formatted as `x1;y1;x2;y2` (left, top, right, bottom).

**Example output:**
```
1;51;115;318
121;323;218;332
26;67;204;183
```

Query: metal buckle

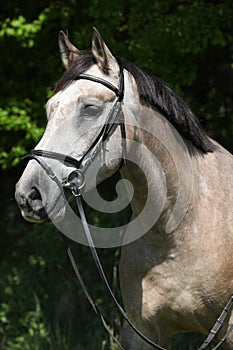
62;169;86;194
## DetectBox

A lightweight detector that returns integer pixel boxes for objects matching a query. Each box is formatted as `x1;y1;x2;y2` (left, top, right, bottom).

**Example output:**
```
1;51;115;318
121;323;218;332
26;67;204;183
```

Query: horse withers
15;28;233;349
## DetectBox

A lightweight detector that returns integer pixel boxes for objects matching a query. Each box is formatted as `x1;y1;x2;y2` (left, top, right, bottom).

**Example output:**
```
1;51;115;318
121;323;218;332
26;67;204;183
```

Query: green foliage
0;105;44;168
1;1;232;349
0;11;48;47
0;203;124;350
1;294;48;350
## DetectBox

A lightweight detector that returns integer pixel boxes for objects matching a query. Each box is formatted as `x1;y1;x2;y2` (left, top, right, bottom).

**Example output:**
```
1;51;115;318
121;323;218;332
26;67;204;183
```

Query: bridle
30;64;126;195
23;63;233;350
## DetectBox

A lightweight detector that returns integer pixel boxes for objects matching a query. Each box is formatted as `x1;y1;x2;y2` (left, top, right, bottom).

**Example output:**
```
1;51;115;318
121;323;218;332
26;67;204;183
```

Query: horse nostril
15;187;47;222
29;187;42;201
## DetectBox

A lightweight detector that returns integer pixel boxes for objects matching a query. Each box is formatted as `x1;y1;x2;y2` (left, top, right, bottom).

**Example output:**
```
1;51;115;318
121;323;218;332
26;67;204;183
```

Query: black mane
55;51;215;153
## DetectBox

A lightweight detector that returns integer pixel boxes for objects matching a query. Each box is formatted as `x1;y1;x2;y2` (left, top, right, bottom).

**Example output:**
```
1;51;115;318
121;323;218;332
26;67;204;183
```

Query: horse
15;28;233;349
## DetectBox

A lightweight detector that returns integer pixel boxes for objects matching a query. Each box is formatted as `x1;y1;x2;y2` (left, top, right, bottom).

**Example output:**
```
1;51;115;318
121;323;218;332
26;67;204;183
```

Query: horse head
15;29;134;224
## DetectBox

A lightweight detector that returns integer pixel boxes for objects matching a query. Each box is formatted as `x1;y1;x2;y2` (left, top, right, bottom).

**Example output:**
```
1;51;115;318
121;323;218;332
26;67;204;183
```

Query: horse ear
91;27;119;74
58;31;80;69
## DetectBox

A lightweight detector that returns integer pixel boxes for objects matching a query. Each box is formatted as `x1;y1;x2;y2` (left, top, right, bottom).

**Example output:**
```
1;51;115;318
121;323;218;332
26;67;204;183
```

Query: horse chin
20;199;67;225
21;209;48;224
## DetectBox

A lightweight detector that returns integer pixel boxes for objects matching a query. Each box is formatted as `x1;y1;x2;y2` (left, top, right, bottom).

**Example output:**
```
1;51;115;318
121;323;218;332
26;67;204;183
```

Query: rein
24;65;233;350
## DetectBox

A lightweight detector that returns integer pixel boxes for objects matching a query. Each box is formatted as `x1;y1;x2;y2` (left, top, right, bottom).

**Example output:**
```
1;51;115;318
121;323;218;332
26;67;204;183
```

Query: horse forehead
87;64;119;85
79;65;119;101
47;65;119;113
77;80;116;101
51;80;116;109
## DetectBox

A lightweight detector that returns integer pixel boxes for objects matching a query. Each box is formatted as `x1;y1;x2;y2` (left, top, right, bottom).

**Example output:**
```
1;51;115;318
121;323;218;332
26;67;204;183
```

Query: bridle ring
62;169;86;193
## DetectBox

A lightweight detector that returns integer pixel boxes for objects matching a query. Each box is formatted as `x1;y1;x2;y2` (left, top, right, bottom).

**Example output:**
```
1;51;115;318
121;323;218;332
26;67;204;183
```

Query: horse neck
121;106;194;240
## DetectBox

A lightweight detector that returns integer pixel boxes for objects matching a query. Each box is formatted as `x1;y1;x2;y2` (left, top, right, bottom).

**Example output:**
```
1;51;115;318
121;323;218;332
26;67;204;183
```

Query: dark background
0;1;232;349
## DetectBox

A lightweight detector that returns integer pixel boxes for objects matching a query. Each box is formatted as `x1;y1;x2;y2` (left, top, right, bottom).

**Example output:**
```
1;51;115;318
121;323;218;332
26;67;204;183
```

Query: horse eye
82;104;101;117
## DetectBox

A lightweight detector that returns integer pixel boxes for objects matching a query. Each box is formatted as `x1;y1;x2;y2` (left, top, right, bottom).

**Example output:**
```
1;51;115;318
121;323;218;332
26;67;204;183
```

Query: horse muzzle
15;185;48;223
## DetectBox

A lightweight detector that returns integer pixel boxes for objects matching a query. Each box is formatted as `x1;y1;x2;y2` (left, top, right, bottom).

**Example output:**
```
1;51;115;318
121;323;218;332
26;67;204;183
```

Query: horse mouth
19;198;49;223
15;186;67;224
20;197;67;224
21;209;48;223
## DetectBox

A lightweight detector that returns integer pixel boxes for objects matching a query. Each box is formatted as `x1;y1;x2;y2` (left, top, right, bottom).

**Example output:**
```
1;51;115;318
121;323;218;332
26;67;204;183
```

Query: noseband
23;64;232;350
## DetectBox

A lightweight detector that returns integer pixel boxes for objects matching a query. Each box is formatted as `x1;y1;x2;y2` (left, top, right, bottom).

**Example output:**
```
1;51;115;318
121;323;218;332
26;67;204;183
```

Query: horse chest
120;243;184;321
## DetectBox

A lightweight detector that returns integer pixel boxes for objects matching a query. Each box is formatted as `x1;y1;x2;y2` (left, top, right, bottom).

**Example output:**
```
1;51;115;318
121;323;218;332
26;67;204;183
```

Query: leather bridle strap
73;187;166;350
60;231;125;350
28;149;81;168
77;74;120;98
197;296;233;350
